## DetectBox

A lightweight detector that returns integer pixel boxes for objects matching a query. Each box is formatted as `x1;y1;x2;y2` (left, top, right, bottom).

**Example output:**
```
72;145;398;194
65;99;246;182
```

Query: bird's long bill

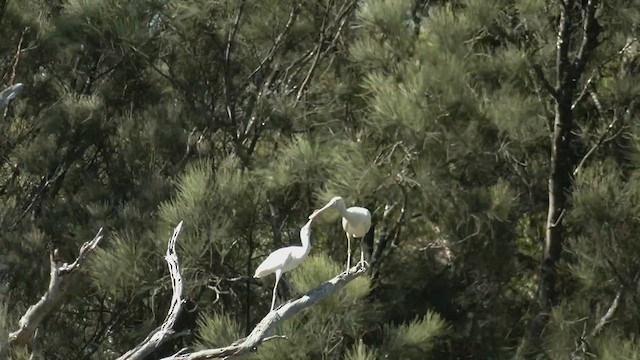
308;202;334;220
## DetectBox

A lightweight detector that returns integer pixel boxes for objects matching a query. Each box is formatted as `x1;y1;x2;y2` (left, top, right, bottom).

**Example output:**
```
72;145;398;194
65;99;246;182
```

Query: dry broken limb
160;264;368;360
0;83;24;111
116;221;185;360
2;228;104;355
119;221;368;360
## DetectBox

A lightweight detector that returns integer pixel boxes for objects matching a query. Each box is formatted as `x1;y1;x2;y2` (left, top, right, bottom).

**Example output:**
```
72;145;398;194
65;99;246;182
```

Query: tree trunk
524;1;601;356
540;96;574;310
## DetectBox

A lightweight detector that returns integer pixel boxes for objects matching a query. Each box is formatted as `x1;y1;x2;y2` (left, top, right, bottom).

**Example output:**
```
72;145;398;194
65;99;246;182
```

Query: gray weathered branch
5;228;104;349
161;263;368;360
0;83;24;111
117;221;185;360
571;287;623;360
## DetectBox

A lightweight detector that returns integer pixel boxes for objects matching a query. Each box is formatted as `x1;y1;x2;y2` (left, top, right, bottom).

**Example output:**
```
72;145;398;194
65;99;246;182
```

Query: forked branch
116;222;185;360
5;229;104;349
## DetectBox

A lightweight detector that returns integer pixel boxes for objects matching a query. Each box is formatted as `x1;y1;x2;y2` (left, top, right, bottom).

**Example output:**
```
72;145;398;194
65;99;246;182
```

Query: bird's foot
357;259;369;268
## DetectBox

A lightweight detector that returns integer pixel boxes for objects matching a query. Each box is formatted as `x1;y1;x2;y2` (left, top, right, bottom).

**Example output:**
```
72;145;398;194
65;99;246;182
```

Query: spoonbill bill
309;196;371;270
254;219;312;311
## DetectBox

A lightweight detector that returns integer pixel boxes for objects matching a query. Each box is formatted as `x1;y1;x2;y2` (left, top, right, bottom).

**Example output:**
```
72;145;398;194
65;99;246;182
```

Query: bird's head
309;196;345;220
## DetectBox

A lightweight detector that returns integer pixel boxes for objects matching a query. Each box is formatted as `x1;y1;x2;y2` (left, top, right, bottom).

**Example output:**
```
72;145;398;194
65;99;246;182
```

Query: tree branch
294;0;357;105
572;0;600;78
571;287;623;360
571;71;597;110
531;64;557;100
161;264;368;360
555;1;572;95
0;83;24;111
116;221;185;360
5;229;104;349
573;100;635;176
223;0;246;152
244;2;303;85
590;288;622;337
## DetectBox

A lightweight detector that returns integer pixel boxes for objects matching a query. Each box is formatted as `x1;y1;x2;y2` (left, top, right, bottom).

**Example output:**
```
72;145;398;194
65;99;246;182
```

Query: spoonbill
254;219;312;311
309;196;371;271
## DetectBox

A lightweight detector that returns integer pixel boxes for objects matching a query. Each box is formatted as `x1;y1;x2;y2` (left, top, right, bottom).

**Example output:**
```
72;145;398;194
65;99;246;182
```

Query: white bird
309;196;371;271
254;219;312;311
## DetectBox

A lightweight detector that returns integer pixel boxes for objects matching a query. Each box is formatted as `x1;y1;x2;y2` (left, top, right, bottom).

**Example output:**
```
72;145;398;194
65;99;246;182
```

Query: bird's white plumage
253;219;312;311
309;196;372;270
341;207;371;238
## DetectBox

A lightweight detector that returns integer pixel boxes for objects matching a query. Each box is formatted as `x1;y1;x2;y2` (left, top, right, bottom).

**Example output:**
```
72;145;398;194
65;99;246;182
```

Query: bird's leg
358;238;369;266
271;270;282;312
358;237;369;267
346;232;352;271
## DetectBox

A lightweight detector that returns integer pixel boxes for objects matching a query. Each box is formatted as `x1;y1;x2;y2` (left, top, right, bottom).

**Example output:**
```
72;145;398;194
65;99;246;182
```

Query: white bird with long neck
254;219;312;311
309;196;371;271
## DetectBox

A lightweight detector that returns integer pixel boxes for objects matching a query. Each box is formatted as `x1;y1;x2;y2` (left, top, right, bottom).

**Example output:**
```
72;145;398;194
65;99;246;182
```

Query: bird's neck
300;233;311;256
335;203;349;217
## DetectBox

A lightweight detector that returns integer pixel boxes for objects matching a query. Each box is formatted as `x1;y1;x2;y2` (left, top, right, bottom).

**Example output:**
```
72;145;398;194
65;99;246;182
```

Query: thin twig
245;3;303;84
571;71;597;110
573;100;635;176
573;116;620;176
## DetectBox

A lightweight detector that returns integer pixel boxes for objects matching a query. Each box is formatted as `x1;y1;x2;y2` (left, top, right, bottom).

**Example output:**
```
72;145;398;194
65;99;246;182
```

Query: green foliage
344;340;378;360
292;254;370;308
381;312;449;359
90;230;158;300
596;333;640;360
195;312;244;350
2;0;640;358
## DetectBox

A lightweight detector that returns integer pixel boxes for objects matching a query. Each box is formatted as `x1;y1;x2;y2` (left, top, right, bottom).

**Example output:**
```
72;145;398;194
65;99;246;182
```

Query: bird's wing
254;247;293;278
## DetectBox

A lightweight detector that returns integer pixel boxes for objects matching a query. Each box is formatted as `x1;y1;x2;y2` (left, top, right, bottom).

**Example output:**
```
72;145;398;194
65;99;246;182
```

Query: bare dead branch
571;71;597;110
223;0;246;139
27;328;40;360
245;3;303;84
1;27;27;87
572;287;623;360
0;83;24;111
294;48;322;104
573;116;619;176
573;0;600;78
294;0;358;104
6;229;104;349
591;288;622;337
574;100;635;176
161;263;368;360
116;221;185;360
